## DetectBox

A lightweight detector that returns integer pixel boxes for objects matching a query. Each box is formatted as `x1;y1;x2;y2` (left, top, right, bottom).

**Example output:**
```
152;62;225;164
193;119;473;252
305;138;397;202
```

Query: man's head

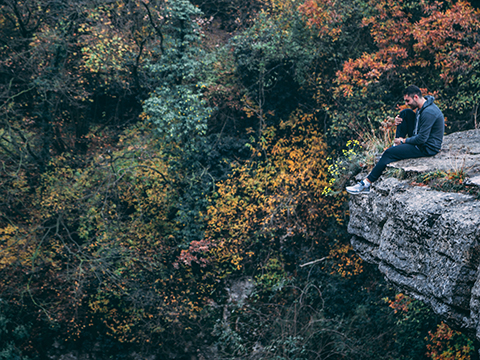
403;85;424;110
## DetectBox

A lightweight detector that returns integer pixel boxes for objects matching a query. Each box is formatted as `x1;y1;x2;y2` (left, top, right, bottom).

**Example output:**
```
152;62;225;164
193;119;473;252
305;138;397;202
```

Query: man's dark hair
404;85;423;98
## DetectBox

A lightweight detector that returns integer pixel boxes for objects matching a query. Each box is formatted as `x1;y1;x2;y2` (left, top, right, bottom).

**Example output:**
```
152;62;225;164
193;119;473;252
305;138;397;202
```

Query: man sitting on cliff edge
346;85;445;194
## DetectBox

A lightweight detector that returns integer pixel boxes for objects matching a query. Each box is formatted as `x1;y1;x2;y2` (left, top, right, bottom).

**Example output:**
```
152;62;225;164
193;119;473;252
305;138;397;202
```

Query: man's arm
394;116;404;145
404;110;436;146
394;108;415;141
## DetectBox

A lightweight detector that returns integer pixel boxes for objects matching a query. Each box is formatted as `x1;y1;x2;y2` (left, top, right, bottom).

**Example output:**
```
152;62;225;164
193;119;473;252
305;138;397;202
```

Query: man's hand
394;137;405;146
394;115;403;126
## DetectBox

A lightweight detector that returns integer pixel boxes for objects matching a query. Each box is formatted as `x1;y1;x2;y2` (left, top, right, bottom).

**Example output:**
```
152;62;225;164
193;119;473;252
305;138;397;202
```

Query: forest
1;0;479;358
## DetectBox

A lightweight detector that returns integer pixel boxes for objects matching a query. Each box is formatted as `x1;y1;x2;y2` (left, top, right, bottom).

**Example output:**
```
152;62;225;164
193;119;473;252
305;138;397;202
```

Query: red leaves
175;239;213;268
413;1;480;82
298;0;344;39
336;0;480;96
387;293;412;313
336;53;396;96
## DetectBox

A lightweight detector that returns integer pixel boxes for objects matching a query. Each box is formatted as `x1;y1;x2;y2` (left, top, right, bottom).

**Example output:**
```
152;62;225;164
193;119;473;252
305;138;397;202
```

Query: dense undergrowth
1;0;479;358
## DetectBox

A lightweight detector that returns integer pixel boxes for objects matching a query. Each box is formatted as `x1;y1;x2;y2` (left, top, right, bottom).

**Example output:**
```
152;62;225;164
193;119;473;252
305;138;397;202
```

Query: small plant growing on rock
358;115;397;167
323;140;365;195
384;167;406;180
416;169;467;193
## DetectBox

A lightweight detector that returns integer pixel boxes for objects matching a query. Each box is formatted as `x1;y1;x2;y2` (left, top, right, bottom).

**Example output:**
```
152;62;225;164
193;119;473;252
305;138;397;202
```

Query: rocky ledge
348;129;480;339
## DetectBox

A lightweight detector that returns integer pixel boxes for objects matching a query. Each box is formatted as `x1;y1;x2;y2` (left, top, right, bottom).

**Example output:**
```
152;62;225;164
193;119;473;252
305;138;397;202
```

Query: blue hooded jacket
404;95;444;155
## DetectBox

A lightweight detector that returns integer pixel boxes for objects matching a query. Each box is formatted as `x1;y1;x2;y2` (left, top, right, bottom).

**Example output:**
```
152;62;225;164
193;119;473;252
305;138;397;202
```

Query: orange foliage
335;0;480;95
205;110;348;276
412;1;480;83
298;0;343;39
388;293;413;313
426;322;474;360
328;244;363;277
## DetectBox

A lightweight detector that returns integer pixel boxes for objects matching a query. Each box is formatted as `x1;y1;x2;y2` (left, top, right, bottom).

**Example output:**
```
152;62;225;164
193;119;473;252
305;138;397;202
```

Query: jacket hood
422;95;435;109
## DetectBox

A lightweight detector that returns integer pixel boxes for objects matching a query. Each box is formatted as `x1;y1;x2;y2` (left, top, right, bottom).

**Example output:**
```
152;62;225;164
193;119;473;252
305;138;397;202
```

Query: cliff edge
348;129;480;339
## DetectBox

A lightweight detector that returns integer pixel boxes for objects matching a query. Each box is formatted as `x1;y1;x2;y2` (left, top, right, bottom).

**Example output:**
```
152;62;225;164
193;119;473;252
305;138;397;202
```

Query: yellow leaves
36;163;85;215
286;159;295;170
1;224;17;236
328;244;363;277
89;296;110;313
231;255;244;270
0;224;32;269
80;31;129;74
205;109;345;277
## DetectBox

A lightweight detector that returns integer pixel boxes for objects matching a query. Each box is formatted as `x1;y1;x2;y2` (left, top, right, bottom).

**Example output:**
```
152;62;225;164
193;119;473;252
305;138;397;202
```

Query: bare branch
299;257;328;268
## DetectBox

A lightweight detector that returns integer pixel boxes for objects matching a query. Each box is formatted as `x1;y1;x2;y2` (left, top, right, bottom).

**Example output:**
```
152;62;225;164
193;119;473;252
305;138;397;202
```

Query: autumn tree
332;0;480;137
0;0;223;356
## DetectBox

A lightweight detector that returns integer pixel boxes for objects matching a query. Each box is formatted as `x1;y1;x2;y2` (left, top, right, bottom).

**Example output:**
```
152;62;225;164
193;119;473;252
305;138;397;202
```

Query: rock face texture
348;129;480;339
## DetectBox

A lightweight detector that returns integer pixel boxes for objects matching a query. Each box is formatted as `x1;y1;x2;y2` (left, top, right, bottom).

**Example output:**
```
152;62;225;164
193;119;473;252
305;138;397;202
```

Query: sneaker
346;181;370;195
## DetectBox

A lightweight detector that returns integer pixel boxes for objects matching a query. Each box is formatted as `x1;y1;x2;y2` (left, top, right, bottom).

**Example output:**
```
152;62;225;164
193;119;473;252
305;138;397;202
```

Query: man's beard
409;101;420;110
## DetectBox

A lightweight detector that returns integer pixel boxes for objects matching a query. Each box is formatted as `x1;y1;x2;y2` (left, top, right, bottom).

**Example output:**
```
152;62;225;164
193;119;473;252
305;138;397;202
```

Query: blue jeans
367;109;428;183
366;143;427;183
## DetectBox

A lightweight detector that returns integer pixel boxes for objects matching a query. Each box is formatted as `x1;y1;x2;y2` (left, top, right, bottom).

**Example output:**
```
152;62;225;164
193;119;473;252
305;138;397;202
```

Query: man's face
404;94;420;109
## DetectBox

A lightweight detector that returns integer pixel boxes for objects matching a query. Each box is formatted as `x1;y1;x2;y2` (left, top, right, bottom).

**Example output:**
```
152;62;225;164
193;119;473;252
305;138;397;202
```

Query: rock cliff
348;129;480;339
